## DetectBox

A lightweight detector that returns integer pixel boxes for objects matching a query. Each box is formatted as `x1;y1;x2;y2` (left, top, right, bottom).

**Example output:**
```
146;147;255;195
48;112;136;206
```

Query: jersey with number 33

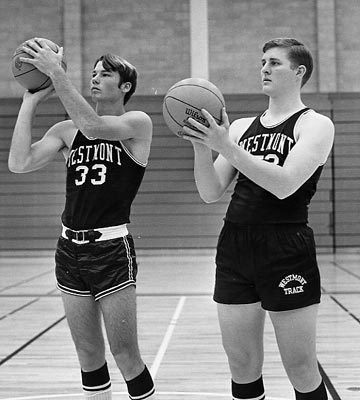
61;131;146;230
225;108;324;225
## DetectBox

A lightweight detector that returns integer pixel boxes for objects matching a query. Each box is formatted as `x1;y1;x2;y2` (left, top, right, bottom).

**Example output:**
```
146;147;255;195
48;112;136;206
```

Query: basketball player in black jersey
8;39;155;400
182;38;334;400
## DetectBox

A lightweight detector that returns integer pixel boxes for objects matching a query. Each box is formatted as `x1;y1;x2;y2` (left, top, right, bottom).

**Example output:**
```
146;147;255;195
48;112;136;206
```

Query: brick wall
208;0;317;94
336;0;360;91
4;93;356;252
2;0;360;97
1;0;63;97
81;0;191;96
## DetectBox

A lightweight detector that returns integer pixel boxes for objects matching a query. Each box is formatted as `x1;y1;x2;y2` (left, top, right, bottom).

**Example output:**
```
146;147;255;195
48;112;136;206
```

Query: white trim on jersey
120;141;148;167
64;129;79;164
293;108;314;142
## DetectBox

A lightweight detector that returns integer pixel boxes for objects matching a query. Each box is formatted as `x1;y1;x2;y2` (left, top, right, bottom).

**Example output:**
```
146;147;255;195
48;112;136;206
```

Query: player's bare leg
217;302;266;399
100;286;156;399
61;293;111;398
270;304;327;399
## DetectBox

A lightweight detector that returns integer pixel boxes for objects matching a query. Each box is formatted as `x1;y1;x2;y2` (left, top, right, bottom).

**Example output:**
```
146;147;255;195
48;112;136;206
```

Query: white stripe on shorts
56;282;91;297
123;235;134;281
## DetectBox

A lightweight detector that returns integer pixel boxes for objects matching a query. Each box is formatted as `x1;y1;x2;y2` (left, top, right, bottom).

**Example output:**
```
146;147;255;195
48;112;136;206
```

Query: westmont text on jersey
66;142;123;167
239;132;295;155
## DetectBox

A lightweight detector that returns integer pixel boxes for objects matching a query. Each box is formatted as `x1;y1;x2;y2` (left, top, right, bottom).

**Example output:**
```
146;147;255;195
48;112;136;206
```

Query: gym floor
0;249;359;399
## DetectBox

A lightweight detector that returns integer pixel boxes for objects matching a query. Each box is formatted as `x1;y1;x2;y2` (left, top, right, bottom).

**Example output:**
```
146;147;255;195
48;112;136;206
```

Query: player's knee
75;339;105;363
110;344;141;369
227;350;263;378
284;357;317;386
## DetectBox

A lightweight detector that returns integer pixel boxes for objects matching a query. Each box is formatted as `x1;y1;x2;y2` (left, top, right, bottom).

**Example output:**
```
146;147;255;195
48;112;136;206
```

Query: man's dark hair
262;38;313;87
94;54;138;104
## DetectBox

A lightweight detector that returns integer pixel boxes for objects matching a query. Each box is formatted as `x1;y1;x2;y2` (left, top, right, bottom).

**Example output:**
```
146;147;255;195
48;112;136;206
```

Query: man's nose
261;63;270;74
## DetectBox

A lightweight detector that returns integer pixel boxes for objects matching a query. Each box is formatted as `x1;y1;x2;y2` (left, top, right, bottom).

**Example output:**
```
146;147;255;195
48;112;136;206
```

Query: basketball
162;78;225;137
11;38;67;93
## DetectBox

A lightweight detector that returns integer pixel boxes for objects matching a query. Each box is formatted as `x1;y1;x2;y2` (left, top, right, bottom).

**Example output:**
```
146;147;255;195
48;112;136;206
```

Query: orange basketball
11;38;67;93
162;78;225;137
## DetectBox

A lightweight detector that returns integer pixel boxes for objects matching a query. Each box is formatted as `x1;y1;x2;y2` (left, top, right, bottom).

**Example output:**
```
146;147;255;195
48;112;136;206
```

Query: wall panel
0;94;348;252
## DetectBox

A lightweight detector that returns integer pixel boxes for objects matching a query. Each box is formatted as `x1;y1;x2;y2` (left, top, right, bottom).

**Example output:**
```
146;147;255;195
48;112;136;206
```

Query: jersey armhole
120;141;147;167
293;109;314;142
232;117;257;145
63;129;79;162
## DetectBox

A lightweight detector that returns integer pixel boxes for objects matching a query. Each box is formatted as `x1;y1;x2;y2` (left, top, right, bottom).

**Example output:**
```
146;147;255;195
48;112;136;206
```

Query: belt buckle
65;229;86;242
65;229;75;241
65;228;101;243
87;229;102;243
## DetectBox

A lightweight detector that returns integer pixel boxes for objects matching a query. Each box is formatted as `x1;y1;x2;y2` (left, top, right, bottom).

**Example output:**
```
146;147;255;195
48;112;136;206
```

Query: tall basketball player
8;38;156;400
182;38;334;400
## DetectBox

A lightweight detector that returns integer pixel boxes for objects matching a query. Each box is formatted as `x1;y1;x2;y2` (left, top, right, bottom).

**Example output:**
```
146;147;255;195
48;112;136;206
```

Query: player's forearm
218;140;293;199
193;144;226;203
49;68;101;135
8;101;37;173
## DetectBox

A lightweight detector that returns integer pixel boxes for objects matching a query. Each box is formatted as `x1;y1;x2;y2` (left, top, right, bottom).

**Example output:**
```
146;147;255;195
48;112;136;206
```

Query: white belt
62;224;128;244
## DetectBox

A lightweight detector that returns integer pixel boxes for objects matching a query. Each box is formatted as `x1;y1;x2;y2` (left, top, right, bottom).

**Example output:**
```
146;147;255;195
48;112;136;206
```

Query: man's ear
296;65;306;79
121;82;132;92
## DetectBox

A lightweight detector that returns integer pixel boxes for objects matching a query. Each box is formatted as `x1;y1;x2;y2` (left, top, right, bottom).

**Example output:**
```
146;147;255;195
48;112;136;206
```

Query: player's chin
261;85;272;95
90;90;102;100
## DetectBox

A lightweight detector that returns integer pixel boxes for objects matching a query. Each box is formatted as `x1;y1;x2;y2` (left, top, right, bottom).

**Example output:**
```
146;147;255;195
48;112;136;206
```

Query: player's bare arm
48;69;152;143
9;96;75;173
184;108;334;199
191;116;254;203
19;38;152;144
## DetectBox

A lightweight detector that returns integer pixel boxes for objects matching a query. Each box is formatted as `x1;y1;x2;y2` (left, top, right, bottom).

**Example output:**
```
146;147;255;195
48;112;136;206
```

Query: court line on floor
331;261;360;280
0;392;290;400
150;295;186;378
0;297;40;321
318;362;342;400
0;316;66;366
0;289;58;320
329;295;360;324
0;293;213;297
318;293;350;400
0;270;53;294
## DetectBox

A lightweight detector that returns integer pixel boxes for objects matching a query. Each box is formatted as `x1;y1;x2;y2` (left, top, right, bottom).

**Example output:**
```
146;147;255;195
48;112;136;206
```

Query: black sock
294;380;328;399
81;361;111;394
232;375;265;399
126;365;155;399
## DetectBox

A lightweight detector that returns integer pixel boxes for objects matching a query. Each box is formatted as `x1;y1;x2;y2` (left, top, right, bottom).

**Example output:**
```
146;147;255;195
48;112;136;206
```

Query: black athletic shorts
214;222;321;311
55;235;137;301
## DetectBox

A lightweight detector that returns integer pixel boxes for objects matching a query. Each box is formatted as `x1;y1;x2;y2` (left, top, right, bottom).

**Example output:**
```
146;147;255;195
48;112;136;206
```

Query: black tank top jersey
225;108;323;225
62;131;146;230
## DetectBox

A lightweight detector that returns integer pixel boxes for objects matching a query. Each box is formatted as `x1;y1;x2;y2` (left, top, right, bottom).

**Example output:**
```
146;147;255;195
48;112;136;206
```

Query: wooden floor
0;249;359;400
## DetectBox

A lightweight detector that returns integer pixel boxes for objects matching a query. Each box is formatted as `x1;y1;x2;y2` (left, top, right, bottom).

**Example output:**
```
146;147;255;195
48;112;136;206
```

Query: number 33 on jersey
75;164;107;186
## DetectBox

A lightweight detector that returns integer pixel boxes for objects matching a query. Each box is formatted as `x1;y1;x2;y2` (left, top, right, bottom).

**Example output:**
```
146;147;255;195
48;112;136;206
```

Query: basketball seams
12;67;38;78
11;37;65;92
162;77;225;136
164;96;222;125
36;76;52;91
163;101;183;129
168;83;225;107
